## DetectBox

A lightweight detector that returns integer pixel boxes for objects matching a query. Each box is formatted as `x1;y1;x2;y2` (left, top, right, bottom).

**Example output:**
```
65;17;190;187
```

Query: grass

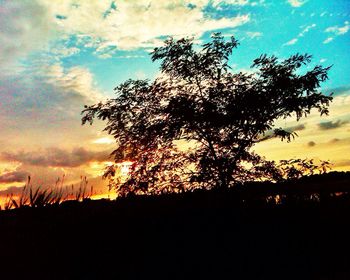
2;175;94;210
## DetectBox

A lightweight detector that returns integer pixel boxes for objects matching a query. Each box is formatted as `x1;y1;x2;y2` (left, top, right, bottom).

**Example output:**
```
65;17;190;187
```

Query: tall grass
2;176;94;211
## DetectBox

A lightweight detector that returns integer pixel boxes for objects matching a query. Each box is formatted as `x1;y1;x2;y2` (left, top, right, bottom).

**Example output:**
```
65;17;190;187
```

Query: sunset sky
0;0;349;200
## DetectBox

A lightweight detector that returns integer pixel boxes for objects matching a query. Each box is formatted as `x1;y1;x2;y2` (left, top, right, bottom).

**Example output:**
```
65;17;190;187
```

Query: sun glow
116;161;133;176
90;192;118;201
92;137;115;145
87;161;114;177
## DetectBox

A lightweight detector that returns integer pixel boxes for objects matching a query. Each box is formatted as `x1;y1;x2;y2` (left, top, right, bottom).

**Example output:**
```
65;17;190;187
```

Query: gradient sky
0;0;349;200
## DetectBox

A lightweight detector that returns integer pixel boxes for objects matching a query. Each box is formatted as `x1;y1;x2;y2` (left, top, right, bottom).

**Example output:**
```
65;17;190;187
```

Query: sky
0;0;350;201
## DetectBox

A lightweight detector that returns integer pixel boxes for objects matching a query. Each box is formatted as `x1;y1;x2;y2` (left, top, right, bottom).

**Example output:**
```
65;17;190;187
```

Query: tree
276;158;332;181
82;33;332;196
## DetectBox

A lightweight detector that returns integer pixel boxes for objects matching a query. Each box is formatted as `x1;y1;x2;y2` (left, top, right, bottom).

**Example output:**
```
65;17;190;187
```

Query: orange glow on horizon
91;192;118;201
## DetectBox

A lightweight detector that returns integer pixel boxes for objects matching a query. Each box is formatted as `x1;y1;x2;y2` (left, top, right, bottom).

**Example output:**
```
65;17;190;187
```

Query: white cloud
299;23;316;37
212;0;249;5
323;37;334;44
0;0;56;69
51;46;80;57
283;38;298;46
283;23;316;47
38;0;250;51
115;55;146;59
325;21;350;36
45;64;105;102
287;0;307;7
1;0;251;65
212;0;265;6
246;31;263;39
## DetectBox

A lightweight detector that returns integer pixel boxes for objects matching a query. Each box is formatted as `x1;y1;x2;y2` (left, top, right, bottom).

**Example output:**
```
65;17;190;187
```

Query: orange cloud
1;147;111;168
0;171;30;183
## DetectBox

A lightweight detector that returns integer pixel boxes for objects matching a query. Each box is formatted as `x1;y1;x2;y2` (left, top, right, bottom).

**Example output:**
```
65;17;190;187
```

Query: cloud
92;137;115;145
283;23;316;46
0;0;251;68
44;64;105;102
285;124;306;132
37;0;250;51
0;62;105;137
51;46;80;58
329;138;340;143
0;0;55;70
254;93;350;172
258;123;306;142
325;21;350;36
318;120;349;130
323;37;334;44
283;38;298;46
298;23;316;37
0;171;30;183
212;0;249;6
287;0;307;8
246;31;263;39
1;147;111;168
0;162;102;189
0;186;25;196
307;141;316;147
114;55;146;59
323;21;349;44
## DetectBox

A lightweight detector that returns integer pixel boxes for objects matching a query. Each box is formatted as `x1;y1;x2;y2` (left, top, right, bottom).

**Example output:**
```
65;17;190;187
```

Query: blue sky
0;0;349;200
47;0;350;91
10;0;350;93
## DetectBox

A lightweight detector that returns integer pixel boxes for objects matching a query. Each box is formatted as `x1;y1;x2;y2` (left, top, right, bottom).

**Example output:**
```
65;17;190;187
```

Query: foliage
82;33;332;196
276;158;332;180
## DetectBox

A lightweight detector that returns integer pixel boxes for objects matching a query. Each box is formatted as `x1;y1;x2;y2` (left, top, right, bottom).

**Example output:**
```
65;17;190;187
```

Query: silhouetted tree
82;33;332;196
276;158;332;181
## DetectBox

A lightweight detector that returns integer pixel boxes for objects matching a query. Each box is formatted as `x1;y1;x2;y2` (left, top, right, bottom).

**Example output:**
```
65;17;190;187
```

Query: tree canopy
82;33;332;196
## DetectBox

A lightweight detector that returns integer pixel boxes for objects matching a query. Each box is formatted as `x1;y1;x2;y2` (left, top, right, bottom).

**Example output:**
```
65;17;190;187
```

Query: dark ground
1;172;350;280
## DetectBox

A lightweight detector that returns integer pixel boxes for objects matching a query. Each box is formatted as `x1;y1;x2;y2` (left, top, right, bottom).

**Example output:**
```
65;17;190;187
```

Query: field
0;172;350;279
